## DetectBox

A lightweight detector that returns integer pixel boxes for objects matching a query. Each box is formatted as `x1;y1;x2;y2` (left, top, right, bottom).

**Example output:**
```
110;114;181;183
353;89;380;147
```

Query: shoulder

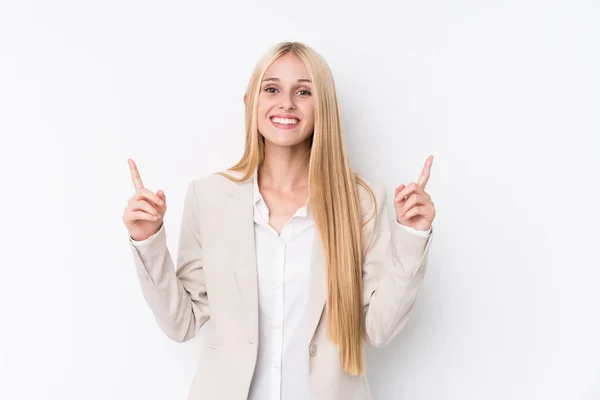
355;173;387;214
183;170;249;219
189;169;249;195
353;174;390;245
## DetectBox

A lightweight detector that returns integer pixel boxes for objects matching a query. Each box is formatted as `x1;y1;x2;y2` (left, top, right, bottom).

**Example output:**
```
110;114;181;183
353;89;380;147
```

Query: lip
270;114;300;120
270;114;300;130
269;114;300;130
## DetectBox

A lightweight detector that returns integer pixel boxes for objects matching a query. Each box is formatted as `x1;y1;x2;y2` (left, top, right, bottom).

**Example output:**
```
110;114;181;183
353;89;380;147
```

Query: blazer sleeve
361;183;434;348
128;180;210;343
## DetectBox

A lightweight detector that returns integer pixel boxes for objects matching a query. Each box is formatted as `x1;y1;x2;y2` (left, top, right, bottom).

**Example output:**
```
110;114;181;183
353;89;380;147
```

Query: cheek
256;111;269;132
257;95;278;112
256;101;269;117
302;103;315;127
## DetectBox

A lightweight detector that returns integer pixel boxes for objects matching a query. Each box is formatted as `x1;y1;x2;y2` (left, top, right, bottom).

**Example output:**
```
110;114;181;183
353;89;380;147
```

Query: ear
243;93;247;104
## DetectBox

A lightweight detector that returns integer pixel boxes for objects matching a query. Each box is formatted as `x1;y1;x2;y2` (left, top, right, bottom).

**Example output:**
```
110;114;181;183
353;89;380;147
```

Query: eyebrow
261;77;312;83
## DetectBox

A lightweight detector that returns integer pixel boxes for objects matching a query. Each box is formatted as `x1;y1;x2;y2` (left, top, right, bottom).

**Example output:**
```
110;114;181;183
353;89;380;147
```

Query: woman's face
255;53;315;148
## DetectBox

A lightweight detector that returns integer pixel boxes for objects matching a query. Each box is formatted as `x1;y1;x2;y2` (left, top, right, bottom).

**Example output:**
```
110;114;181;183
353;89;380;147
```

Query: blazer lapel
221;170;326;346
223;174;259;343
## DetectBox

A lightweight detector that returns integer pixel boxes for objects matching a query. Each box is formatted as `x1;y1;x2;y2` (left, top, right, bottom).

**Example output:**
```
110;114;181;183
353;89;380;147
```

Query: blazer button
309;344;317;357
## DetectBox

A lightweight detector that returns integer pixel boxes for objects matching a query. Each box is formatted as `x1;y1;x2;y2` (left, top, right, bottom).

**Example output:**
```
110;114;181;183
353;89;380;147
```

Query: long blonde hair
219;41;376;375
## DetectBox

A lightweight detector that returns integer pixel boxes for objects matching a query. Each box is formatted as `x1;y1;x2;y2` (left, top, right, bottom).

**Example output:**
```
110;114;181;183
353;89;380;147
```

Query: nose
278;92;296;110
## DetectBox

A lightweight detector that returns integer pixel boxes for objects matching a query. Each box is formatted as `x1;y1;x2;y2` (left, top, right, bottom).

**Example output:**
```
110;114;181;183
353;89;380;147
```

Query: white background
1;0;599;399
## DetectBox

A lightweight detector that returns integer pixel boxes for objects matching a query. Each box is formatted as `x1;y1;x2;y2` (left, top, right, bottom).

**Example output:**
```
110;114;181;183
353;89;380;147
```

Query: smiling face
255;53;315;148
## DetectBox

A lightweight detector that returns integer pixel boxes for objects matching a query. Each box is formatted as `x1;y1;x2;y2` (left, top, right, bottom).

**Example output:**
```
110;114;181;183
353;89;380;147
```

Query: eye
264;87;278;93
298;89;312;96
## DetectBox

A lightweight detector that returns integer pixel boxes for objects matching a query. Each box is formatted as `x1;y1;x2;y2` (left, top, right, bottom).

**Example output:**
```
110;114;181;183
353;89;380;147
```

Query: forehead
263;53;311;81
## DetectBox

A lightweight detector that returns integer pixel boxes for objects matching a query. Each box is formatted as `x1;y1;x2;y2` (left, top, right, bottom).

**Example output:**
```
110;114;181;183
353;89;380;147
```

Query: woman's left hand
394;155;436;232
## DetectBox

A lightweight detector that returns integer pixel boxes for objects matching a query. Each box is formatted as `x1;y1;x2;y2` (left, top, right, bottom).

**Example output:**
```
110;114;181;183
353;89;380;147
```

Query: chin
262;131;310;148
265;137;300;148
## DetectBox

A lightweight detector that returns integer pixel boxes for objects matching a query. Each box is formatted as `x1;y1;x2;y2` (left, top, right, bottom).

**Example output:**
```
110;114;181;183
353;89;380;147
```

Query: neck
259;140;311;193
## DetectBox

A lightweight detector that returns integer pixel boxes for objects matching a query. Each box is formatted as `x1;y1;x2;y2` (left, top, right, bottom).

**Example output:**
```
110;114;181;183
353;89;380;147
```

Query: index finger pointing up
417;155;434;188
128;158;144;191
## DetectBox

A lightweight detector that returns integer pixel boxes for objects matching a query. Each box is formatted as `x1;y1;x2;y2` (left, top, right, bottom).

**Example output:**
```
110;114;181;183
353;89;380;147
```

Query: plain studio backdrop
1;0;599;399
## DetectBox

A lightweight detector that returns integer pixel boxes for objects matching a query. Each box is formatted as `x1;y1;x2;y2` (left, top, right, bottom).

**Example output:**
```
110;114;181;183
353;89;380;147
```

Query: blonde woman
123;41;436;400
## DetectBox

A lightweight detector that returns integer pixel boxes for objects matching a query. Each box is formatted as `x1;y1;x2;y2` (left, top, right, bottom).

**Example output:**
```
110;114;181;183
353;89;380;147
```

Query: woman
123;41;436;400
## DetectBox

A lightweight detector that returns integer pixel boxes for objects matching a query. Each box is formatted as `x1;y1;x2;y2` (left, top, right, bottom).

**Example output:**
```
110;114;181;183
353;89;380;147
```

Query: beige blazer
129;170;434;400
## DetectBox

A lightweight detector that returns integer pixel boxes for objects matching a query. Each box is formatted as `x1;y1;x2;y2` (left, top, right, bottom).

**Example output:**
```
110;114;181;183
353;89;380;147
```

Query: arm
361;184;434;348
129;180;210;343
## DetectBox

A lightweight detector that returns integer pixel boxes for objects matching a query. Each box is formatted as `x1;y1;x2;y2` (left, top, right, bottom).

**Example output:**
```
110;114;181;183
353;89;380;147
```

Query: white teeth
272;117;298;125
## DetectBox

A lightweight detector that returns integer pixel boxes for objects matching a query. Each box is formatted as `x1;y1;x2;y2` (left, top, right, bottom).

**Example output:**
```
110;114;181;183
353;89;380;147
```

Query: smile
270;116;300;129
271;117;299;125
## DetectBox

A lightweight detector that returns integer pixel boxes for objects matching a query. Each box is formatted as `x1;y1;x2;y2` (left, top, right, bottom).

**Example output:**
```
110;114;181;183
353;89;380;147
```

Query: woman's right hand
122;158;167;241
